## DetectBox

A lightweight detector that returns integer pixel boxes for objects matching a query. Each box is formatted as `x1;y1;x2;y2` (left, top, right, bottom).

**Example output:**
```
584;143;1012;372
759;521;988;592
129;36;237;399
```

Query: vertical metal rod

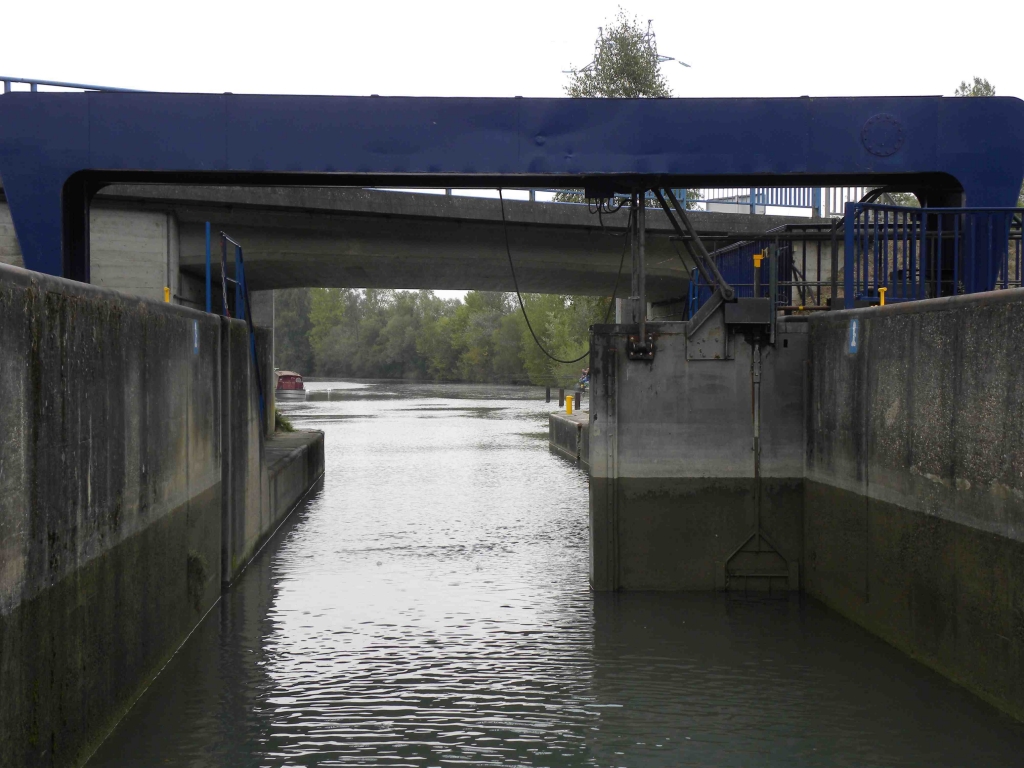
205;222;212;313
638;194;646;342
970;216;977;294
872;207;879;295
752;341;762;534
769;240;778;345
937;214;944;296
901;211;908;299
220;234;229;317
843;203;856;309
831;219;839;307
919;212;928;299
954;214;960;294
883;209;889;295
630;193;639;324
235;245;243;320
801;237;807;301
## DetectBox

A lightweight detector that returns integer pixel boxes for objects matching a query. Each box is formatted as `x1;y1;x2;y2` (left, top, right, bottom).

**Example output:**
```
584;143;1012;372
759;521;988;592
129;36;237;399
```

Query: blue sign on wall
848;319;860;354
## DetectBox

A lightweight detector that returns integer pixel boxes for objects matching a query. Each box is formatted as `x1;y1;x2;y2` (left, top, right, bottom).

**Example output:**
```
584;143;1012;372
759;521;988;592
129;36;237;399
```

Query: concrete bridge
2;90;1024;767
0;182;826;306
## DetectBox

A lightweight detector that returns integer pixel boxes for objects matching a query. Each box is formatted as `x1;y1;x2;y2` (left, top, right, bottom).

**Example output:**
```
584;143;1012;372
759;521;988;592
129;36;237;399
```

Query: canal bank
0;262;323;768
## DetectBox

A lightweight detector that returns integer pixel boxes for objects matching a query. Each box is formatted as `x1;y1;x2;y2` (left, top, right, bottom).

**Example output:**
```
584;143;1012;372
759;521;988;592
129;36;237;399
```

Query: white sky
4;0;1023;100
4;0;1022;299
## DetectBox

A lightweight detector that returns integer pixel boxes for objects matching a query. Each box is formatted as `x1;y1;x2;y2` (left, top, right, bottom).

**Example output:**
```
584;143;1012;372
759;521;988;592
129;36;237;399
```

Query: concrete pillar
588;313;806;592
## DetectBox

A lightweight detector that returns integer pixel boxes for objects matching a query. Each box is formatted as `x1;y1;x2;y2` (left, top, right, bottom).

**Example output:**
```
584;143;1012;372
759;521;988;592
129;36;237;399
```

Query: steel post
638;196;646;341
234;246;243;320
630;193;640;324
205;222;212;313
220;235;229;317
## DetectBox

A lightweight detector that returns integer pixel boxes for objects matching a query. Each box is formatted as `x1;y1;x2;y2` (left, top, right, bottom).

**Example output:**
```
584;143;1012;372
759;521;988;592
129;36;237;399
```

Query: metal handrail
1;75;143;93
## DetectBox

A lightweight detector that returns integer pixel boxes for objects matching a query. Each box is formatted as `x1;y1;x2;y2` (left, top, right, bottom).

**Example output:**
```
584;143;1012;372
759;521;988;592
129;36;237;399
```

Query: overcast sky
4;1;1024;100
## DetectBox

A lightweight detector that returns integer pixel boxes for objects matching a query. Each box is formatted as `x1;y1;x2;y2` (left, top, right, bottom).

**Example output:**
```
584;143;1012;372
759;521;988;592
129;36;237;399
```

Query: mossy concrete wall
805;290;1024;720
0;263;323;767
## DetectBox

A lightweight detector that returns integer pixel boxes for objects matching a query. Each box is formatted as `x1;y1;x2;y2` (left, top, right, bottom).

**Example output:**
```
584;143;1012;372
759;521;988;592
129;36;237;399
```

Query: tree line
274;288;609;386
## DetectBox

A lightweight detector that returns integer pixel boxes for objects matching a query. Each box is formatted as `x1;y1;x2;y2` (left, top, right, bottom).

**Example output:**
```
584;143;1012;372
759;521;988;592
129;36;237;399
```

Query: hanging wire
498;189;632;365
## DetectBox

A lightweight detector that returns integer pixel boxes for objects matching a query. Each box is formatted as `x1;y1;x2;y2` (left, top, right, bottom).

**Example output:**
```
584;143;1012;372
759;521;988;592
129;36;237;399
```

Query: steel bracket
626;333;656;361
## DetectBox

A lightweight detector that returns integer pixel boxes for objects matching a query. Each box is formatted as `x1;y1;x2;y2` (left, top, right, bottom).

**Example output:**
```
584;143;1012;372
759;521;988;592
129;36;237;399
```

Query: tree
557;9;698;208
274;288;314;373
954;77;1024;206
565;9;671;99
955;77;996;98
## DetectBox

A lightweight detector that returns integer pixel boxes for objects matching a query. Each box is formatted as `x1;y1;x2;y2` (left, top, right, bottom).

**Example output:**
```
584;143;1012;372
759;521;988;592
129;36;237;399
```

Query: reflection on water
88;381;1024;767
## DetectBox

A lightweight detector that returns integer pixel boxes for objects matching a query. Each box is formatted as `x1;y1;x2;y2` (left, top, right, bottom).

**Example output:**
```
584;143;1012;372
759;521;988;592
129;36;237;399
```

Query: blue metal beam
0;93;1022;280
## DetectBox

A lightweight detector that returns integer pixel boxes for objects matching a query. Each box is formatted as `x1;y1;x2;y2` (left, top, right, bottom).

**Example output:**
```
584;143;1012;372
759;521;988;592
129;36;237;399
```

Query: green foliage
274;408;295;433
274;288;610;388
559;12;697;207
879;191;920;207
274;288;314;373
565;8;671;98
955;77;996;97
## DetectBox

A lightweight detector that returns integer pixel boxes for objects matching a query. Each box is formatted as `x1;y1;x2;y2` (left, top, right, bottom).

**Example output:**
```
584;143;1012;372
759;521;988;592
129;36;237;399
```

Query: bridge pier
588;314;807;592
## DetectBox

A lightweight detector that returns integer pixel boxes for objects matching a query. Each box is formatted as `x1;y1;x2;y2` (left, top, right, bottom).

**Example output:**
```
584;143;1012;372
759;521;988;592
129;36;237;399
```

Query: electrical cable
498;189;632;365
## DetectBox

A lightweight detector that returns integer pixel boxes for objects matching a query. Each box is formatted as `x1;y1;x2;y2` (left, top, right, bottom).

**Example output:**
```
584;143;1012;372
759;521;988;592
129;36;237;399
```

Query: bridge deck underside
99;186;827;297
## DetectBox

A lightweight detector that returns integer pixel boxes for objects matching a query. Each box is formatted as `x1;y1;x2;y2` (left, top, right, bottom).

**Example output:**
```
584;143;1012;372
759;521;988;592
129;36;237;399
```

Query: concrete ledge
549;411;589;469
267;430;325;530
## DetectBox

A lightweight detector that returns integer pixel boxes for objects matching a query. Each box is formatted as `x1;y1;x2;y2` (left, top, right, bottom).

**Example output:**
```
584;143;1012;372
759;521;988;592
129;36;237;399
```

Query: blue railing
690;227;793;311
205;223;266;424
843;204;1024;309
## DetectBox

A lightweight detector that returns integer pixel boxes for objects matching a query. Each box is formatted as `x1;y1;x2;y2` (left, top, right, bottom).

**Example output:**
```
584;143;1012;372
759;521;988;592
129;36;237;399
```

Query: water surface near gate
88;381;1024;767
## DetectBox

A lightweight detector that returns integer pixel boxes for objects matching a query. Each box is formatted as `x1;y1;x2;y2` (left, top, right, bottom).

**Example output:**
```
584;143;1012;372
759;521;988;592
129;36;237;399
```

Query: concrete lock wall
586;295;1024;721
0;262;323;768
588;319;807;592
805;291;1024;720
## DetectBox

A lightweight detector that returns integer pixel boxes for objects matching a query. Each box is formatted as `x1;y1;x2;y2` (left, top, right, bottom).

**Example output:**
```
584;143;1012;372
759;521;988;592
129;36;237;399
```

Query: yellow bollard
879;287;887;306
164;286;171;303
566;394;574;415
753;251;764;268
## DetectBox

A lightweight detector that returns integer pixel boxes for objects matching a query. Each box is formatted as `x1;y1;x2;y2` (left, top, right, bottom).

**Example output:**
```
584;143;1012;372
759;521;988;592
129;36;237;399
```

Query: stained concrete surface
0;262;323;768
805;290;1024;719
549;411;589;469
588;320;808;592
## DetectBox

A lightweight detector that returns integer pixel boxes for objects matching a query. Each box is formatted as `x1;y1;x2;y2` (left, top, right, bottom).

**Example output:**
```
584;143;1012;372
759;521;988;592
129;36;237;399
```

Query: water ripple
88;382;1024;768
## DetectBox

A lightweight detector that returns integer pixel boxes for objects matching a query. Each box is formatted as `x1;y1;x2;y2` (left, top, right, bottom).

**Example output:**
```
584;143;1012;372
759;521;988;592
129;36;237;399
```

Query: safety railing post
219;234;229;317
844;203;857;309
234;245;243;320
205;222;212;313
